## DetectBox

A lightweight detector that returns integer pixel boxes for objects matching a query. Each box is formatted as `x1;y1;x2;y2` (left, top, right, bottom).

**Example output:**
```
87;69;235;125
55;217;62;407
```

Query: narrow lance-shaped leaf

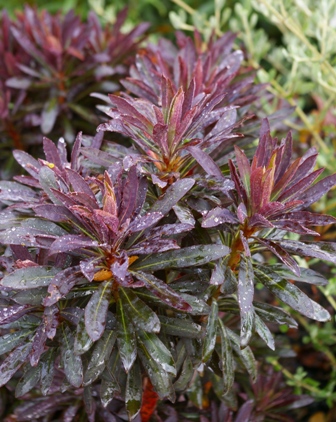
61;324;83;388
116;297;137;373
137;329;176;376
119;287;160;333
254;302;297;328
15;365;41;398
0;304;34;325
74;315;94;355
85;280;112;341
202;300;218;362
83;330;117;386
202;207;238;228
278;240;336;265
238;256;255;348
132;271;191;312
254;267;330;322
0;343;32;387
257;238;300;276
40;348;57;396
217;319;234;394
1;266;59;290
150;178;195;215
137;342;175;402
126;360;142;420
227;328;257;382
187;145;223;178
254;313;275;350
159;316;202;339
0;329;34;356
132;244;230;271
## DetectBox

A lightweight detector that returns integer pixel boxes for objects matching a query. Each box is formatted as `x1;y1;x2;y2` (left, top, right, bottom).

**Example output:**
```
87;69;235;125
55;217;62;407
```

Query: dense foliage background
0;1;335;421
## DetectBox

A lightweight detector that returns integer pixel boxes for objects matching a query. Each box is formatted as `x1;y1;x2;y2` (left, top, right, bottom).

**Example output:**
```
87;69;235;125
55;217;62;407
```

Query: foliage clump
0;5;335;422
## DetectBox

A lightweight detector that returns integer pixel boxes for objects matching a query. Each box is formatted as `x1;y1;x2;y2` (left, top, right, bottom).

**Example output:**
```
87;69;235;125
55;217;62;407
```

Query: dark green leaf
269;264;328;285
159;316;202;339
132;244;230;271
227;328;257;382
254;313;275;350
126;360;142;420
119;287;160;333
137;344;175;401
255;267;330;322
40;348;56;396
132;271;192;312
254;302;297;328
15;365;41;397
217;319;234;394
13;287;48;306
0;329;33;356
61;324;83;388
1;266;59;290
174;355;194;391
83;330;117;386
117;298;137;372
74;315;94;355
238;257;254;347
137;330;176;376
85;280;111;341
202;300;218;362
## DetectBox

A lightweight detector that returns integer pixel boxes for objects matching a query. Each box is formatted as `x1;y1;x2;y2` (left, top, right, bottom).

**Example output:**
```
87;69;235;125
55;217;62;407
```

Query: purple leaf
277;168;324;202
48;235;99;255
133;271;192;312
276;211;336;226
128;238;180;255
71;132;82;170
187;146;223;178
248;213;274;229
43;137;63;171
202;207;238;227
30;325;48;367
13;150;42;178
256;238;300;276
120;166;138;224
0;181;39;203
129;212;163;232
234;146;251;195
278;240;336;264
0;304;33;325
110;251;129;283
66;168;97;200
85;281;112;341
43;267;84;306
0;343;32;387
297;173;336;208
34;204;79;223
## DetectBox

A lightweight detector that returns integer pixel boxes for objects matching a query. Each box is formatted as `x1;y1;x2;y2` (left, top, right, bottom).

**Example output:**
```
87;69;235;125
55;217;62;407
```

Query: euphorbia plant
0;118;335;420
0;6;148;179
0;19;335;422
